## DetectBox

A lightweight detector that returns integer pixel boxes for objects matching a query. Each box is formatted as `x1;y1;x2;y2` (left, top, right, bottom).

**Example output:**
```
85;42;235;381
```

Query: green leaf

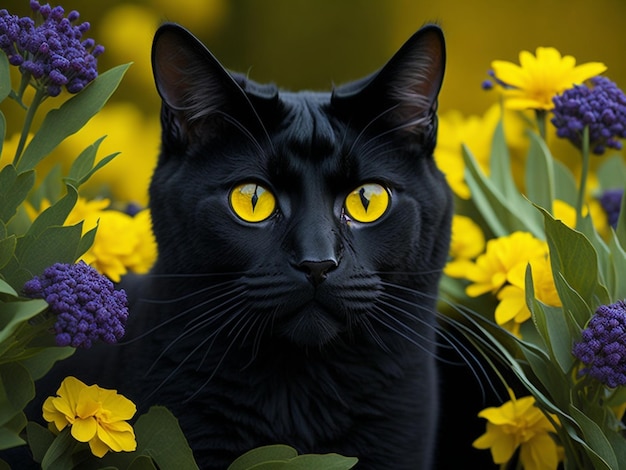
41;428;77;470
285;454;358;469
0;235;16;271
0;299;48;345
16;63;131;173
463;144;542;237
229;445;299;470
29;165;64;210
0;363;33;448
0;412;27;450
7;224;84;288
0;53;10;103
64;136;120;188
568;405;618;470
605;429;626;470
553;160;580;206
26;422;56;463
0;165;35;224
596;155;626;191
19;346;74;381
0;279;17;297
608;231;626;300
540;207;601;307
26;185;78;239
616;188;626;249
525;130;555;210
488;120;517;200
133;406;198;470
0;111;5;159
127;455;158;470
75;223;97;261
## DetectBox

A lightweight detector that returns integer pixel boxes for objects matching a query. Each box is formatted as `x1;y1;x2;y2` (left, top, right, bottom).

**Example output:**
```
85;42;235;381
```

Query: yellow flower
445;215;485;278
435;104;528;198
491;47;607;110
124;209;158;275
494;254;561;336
473;393;561;470
464;232;547;297
43;376;136;458
80;209;157;282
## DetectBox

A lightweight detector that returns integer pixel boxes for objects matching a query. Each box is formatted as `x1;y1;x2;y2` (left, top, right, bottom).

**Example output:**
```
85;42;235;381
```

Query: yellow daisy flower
491;47;607;110
43;376;137;458
444;215;485;278
473;393;562;470
464;231;547;297
494;254;561;336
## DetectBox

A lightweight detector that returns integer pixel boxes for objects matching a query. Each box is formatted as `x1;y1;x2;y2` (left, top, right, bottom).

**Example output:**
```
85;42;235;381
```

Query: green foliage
442;109;626;469
15;64;131;173
0;31;131;458
227;445;358;470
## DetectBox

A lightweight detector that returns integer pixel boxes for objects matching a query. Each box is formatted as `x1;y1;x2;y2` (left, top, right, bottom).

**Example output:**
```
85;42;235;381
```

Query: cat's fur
25;23;455;469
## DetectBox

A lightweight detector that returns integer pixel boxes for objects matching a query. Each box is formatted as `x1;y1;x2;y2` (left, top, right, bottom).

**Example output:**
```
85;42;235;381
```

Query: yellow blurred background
3;0;626;205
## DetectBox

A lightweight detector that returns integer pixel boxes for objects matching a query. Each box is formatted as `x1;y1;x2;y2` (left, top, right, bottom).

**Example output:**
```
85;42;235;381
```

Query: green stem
12;86;46;168
535;109;547;141
575;126;590;229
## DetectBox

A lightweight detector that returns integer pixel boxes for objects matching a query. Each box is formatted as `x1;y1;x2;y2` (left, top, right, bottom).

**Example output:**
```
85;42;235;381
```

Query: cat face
148;24;452;349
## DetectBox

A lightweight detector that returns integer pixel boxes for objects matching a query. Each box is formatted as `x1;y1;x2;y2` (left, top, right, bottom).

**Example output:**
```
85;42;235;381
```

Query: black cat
16;23;456;470
119;23;453;469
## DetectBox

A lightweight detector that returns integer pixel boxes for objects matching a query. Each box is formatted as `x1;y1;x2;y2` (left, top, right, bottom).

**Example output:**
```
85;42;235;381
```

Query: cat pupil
359;187;371;212
250;186;259;211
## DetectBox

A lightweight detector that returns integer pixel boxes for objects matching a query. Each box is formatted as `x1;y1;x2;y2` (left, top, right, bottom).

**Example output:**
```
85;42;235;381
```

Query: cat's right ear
151;23;261;142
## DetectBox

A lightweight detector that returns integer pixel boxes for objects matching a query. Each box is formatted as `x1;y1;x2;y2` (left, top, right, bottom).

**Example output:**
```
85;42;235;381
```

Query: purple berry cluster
0;1;104;97
572;300;626;388
23;262;128;349
551;76;626;155
599;188;624;229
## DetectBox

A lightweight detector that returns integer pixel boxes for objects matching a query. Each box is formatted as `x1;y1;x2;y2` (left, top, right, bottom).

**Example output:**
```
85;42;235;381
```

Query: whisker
145;296;247;378
378;280;505;400
185;309;252;402
138;279;242;305
120;283;246;344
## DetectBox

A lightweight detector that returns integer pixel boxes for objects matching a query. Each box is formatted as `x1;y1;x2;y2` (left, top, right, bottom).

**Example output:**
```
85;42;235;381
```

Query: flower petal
88;434;111;458
97;422;137;452
42;397;69;432
71;416;98;442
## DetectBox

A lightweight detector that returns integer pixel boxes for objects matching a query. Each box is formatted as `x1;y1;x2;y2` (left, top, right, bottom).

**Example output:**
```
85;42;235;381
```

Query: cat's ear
151;23;266;142
331;24;445;136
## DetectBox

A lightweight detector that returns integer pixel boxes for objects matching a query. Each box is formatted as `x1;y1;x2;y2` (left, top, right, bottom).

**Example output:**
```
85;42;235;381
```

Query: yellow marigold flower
124;209;157;275
491;47;607;110
473;393;561;470
43;376;136;458
445;215;485;278
80;210;139;282
435;104;528;199
495;254;561;336
464;232;547;297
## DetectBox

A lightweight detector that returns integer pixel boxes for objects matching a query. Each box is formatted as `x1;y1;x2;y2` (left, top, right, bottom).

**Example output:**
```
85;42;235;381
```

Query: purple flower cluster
572;300;626;388
552;76;626;155
599;188;624;228
0;1;104;97
23;262;128;348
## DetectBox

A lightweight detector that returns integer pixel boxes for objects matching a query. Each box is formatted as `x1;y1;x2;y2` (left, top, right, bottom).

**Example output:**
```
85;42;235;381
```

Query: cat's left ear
331;24;445;135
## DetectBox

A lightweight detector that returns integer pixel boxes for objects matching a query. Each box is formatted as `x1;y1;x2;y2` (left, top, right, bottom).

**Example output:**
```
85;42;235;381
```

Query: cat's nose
297;260;338;287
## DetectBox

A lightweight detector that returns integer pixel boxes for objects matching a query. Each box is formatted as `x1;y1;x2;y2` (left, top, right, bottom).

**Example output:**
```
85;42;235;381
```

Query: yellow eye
344;183;390;223
230;183;276;222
